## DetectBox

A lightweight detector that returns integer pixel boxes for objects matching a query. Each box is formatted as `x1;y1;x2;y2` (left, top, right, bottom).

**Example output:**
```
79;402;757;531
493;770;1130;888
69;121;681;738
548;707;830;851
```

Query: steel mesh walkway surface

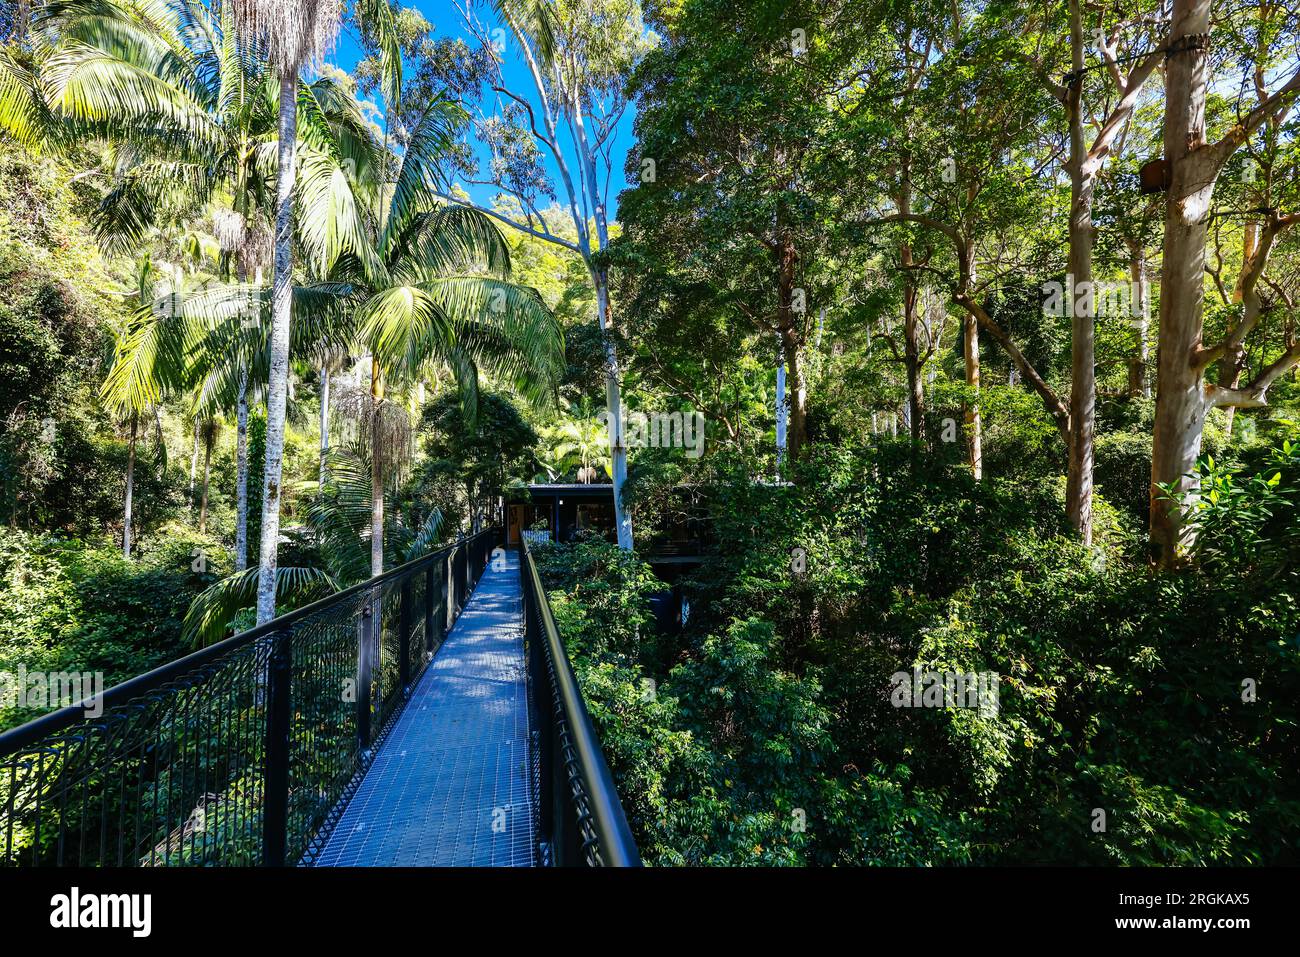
313;551;536;867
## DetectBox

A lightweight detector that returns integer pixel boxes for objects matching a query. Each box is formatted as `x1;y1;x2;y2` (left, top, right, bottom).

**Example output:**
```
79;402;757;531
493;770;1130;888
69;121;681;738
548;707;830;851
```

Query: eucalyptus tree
617;0;886;470
1150;0;1300;564
1008;0;1169;542
1204;28;1300;438
434;0;648;549
815;1;1048;481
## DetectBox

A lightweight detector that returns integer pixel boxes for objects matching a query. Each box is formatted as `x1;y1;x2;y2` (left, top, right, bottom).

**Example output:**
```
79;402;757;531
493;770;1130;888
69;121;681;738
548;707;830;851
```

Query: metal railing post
445;548;456;631
456;544;465;611
262;631;292;867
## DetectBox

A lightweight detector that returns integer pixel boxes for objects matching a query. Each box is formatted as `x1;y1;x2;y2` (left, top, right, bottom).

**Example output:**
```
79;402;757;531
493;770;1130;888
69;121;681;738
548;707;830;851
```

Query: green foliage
541;431;1300;865
1179;428;1300;580
0;526;230;731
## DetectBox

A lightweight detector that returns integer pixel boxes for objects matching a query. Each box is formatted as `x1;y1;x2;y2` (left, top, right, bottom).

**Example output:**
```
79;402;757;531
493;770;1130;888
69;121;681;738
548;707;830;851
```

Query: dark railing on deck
520;536;641;867
0;529;497;867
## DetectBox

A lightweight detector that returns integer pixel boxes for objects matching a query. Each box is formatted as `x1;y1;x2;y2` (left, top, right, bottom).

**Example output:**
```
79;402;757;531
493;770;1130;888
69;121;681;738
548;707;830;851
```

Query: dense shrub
0;527;230;732
539;433;1300;865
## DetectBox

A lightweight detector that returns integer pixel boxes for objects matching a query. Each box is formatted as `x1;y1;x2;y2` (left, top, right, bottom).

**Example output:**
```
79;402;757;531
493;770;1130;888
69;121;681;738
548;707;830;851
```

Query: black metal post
262;632;292;867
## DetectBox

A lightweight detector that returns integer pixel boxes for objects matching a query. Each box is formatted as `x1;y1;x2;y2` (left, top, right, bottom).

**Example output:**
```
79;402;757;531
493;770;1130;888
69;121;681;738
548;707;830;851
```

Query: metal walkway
313;551;536;867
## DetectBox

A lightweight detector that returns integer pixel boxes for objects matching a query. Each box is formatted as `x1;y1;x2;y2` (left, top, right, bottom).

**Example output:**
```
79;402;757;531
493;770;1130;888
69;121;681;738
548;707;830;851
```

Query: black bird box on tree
1139;158;1171;194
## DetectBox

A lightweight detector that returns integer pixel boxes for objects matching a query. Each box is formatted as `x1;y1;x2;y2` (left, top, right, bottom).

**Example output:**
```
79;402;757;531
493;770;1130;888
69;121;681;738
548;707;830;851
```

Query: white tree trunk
235;369;250;571
123;414;137;559
255;73;298;625
1064;0;1096;544
319;364;330;493
1128;243;1150;397
775;344;788;470
199;426;212;534
370;361;384;578
963;311;983;480
188;416;199;514
1149;0;1215;565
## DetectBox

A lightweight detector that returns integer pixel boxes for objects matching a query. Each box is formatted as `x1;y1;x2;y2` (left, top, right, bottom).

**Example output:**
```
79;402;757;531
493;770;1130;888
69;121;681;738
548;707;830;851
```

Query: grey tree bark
255;73;298;624
235;370;250;570
123;413;137;559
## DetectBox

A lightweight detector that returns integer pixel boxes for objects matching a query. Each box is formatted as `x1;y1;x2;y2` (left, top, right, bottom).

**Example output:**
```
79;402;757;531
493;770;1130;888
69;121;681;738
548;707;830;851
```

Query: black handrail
520;536;641;867
0;529;498;867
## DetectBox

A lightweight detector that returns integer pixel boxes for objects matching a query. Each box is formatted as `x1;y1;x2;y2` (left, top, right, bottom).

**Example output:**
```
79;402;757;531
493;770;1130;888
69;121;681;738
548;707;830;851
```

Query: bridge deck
313;551;536;867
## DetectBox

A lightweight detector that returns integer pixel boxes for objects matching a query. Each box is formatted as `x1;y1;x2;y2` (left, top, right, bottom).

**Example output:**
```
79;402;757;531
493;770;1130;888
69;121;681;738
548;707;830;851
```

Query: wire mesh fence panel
374;578;404;735
0;639;270;867
408;570;428;687
285;589;369;864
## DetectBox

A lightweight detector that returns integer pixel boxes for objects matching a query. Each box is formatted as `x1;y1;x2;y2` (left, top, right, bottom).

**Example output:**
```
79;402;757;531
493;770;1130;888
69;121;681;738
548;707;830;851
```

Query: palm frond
491;0;556;66
352;0;403;109
378;97;465;257
358;284;454;376
43;39;223;156
181;565;339;647
0;47;60;150
420;276;563;404
401;508;445;562
389;204;512;282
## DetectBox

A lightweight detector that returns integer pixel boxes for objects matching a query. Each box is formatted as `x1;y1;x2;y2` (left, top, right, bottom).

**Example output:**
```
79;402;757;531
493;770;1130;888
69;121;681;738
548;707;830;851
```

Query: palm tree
227;0;380;623
310;100;564;575
101;264;212;557
12;0;388;576
181;441;445;648
555;417;611;483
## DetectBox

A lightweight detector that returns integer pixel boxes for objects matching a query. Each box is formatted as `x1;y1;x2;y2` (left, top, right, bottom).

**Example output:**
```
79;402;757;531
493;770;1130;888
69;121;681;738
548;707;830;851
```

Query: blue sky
331;0;640;219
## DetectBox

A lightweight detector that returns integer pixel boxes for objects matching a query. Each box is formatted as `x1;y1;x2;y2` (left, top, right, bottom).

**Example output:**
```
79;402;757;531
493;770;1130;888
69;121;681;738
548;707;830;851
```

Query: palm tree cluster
0;0;563;637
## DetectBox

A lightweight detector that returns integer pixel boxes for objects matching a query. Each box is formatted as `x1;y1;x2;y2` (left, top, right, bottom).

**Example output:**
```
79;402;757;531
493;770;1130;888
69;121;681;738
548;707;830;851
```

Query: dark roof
526;483;614;493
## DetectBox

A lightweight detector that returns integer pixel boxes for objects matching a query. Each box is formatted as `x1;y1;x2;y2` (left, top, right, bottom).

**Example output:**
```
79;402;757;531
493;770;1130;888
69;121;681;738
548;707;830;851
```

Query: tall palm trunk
255;72;298;625
123;413;137;559
370;360;384;578
199;425;213;533
235;370;250;570
188;416;200;513
319;363;330;494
